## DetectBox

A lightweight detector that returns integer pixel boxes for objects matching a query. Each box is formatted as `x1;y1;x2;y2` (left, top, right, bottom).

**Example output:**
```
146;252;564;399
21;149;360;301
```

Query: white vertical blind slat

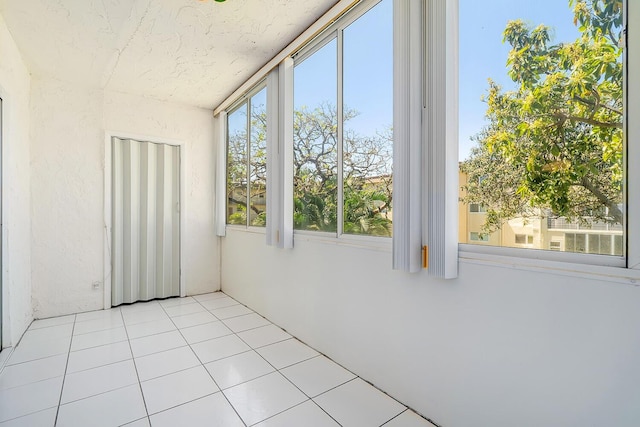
280;58;294;249
425;0;458;278
265;59;294;249
392;0;423;273
266;68;279;246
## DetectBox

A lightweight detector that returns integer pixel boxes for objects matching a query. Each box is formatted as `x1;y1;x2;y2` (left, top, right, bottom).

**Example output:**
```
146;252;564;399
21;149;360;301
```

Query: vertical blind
112;137;180;305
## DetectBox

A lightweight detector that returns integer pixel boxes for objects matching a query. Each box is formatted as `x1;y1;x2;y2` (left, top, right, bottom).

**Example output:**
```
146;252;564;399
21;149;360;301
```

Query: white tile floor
0;292;435;427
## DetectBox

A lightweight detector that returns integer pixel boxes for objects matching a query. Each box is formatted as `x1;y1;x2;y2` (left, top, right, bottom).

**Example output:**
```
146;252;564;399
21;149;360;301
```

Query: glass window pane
575;234;586;253
614;235;623;256
565;233;575;252
249;88;267;227
227;103;248;225
459;0;624;257
293;38;338;232
601;234;612;255
343;0;393;237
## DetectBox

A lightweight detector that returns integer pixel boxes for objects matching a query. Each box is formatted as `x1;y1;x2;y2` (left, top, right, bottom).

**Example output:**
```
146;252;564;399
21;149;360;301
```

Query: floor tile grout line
247;399;343;427
54;380;143;408
380;409;411;426
240;336;292;350
63;354;136;378
158;296;249;427
70;337;130;353
0;405;60;425
133;353;202;383
0;367;68;393
3;350;70;369
53;313;77;426
229;317;335;426
23;321;76;333
119;307;152;421
181;331;236;346
71;324;126;337
145;391;221;419
191;296;223;322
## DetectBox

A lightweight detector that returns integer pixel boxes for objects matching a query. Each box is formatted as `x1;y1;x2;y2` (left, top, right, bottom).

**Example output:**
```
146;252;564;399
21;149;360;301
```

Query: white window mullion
214;111;227;237
627;0;639;269
337;29;345;237
246;97;252;227
266;68;279;246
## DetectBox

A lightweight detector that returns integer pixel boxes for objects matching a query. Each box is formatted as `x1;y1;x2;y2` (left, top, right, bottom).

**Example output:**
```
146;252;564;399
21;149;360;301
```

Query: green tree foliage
461;0;624;232
293;103;393;236
228;102;393;235
227;100;267;227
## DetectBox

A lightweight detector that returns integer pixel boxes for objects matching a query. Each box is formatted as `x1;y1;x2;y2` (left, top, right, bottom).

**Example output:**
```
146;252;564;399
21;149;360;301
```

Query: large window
458;0;625;258
293;39;338;233
226;86;267;227
293;0;393;237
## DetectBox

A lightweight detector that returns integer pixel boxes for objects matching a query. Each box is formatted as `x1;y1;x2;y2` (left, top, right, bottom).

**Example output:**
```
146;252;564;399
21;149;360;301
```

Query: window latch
422;246;428;269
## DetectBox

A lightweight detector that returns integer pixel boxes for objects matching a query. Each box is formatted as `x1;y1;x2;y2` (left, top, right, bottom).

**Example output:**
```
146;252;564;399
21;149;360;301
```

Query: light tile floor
0;292;435;427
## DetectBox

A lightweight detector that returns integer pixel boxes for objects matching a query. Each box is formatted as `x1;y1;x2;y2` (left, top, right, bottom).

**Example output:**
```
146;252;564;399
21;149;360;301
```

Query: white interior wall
0;14;32;347
30;78;105;318
104;91;219;298
221;229;640;427
30;79;219;319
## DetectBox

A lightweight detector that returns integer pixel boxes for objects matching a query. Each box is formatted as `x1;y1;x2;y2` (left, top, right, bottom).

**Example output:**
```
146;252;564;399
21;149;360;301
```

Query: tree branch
572;95;622;116
579;176;623;224
554;112;622;129
228;196;262;215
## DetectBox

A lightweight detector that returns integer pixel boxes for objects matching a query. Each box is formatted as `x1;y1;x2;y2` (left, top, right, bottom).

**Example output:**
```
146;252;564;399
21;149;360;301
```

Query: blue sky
459;0;581;159
294;0;392;137
273;0;582;161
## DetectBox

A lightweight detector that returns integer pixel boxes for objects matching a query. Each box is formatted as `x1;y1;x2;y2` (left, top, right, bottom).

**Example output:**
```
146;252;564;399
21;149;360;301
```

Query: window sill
293;231;392;253
225;225;267;235
459;244;639;287
224;226;391;252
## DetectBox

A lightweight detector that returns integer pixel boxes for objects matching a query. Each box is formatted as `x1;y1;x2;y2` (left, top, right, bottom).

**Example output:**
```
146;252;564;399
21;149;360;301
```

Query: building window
459;0;625;258
515;234;533;245
470;232;489;242
549;241;561;251
293;0;393;237
469;203;486;213
226;86;267;227
564;232;622;256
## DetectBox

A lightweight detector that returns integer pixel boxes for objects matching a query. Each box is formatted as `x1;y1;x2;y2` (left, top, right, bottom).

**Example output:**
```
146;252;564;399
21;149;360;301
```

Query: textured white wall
29;79;218;318
221;229;640;427
30;78;105;319
0;15;32;347
104;91;219;297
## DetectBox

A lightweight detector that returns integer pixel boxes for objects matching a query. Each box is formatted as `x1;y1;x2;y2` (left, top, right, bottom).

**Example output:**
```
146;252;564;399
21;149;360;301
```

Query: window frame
291;0;393;241
214;0;640;280
225;81;268;230
458;0;631;270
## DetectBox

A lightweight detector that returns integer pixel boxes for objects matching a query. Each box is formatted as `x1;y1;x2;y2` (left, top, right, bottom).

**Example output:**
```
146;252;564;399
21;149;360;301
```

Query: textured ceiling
0;0;338;109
